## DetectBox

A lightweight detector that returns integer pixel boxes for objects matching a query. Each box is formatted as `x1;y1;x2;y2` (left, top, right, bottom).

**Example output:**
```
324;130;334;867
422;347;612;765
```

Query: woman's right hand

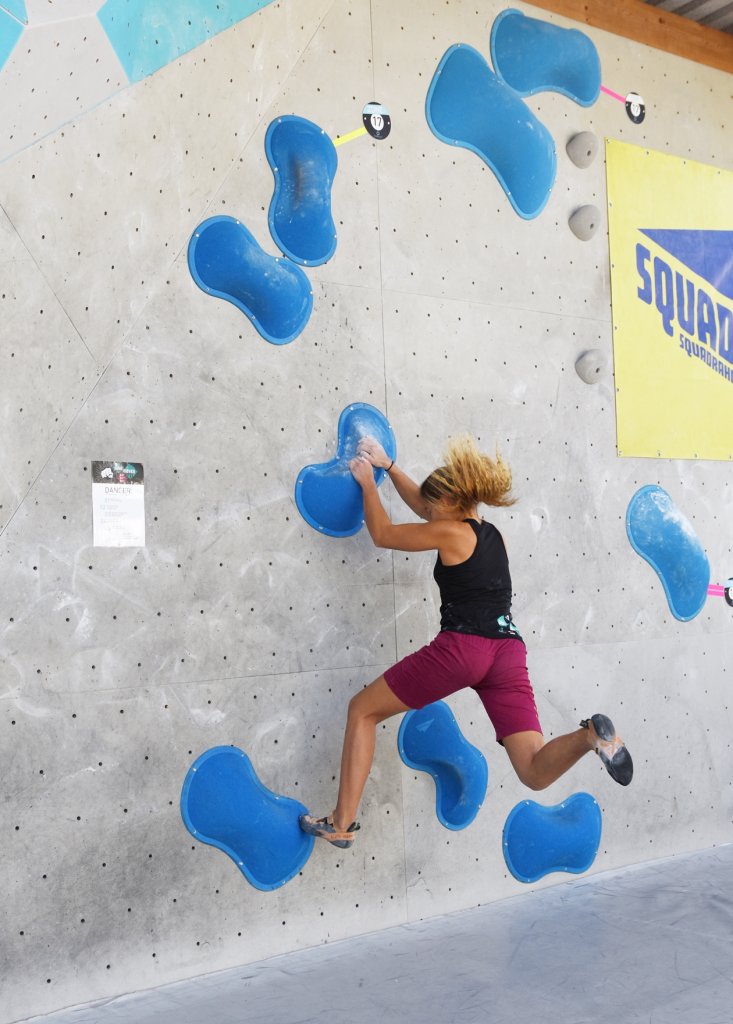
349;454;376;489
357;436;391;469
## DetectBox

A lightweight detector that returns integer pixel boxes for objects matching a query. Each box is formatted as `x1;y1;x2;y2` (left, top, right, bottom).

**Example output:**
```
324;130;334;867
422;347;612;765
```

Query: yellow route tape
333;126;367;147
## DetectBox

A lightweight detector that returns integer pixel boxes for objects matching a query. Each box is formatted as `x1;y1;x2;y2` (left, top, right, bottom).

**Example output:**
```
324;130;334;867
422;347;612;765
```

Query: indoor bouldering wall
2;1;732;1020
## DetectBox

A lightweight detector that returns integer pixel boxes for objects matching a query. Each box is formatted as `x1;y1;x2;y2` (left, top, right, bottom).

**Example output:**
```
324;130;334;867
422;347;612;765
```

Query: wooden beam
525;0;733;74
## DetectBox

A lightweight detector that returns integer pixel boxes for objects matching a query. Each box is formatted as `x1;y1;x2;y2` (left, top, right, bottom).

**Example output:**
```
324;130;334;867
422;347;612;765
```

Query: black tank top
433;519;522;641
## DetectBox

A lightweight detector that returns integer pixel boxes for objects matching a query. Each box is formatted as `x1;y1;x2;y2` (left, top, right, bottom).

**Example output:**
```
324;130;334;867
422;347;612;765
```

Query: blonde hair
420;435;516;513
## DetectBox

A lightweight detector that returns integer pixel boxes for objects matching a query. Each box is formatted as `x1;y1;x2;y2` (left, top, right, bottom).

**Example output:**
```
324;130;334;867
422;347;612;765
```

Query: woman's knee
347;676;404;725
347;691;367;721
503;732;547;790
515;767;549;792
346;688;381;725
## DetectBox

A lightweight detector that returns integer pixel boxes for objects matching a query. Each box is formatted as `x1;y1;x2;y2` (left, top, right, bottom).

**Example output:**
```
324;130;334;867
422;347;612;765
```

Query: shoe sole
298;814;355;849
584;714;634;786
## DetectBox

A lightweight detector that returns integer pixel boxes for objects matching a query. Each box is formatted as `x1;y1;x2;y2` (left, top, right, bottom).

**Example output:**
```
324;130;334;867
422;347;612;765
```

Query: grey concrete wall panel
25;1;102;24
0;208;100;530
2;0;733;1020
0;16;127;161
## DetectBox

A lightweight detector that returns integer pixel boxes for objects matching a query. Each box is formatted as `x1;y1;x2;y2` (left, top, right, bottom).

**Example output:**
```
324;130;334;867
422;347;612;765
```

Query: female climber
300;435;632;849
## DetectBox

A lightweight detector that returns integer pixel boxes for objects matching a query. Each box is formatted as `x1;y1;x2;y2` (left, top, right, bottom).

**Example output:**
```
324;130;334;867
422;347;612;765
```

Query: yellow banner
606;140;733;460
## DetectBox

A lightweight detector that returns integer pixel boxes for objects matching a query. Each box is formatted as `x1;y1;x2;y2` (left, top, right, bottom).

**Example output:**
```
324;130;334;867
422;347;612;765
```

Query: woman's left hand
349;454;376;488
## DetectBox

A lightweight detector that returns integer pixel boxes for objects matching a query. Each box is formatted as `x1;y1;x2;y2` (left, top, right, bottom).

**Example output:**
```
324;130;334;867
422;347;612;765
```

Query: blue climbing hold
490;8;601;107
295;403;396;538
265;115;338;267
398;701;488;831
626;485;710;622
180;746;314;892
426;43;556;220
187;215;312;345
503;792;602;883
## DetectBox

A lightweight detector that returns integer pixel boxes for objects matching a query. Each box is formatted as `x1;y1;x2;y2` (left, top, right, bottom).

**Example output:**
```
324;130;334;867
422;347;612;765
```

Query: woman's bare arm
385;463;432;520
352;457;467;559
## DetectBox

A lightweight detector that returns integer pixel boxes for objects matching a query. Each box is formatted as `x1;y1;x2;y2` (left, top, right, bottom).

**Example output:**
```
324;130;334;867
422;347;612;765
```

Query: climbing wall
2;1;732;1020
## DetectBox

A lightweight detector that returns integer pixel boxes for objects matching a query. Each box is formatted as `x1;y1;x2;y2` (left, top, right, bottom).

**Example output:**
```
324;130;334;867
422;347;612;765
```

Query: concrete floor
23;845;733;1024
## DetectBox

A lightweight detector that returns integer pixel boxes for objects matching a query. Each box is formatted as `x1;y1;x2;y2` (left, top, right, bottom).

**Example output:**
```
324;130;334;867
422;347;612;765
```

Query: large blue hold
490;8;601;107
626;485;710;622
503;792;602;884
295;403;396;538
266;115;338;267
180;746;314;892
426;43;556;220
188;215;312;345
398;701;488;831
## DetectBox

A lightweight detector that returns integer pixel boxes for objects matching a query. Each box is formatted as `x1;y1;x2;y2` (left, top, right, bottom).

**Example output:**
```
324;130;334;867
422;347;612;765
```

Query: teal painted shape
490;8;601;106
98;0;275;83
0;1;26;23
266;116;338;267
398;701;488;831
426;43;556;220
180;746;314;892
295;403;396;538
503;792;602;883
0;7;23;72
626;485;710;622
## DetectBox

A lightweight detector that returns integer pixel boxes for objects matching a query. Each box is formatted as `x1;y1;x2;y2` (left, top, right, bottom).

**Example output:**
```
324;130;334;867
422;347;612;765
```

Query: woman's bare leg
331;675;410;831
503;727;596;791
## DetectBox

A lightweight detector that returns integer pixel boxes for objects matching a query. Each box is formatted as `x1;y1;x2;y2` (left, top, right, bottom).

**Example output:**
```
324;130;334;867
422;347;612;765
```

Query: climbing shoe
580;713;633;786
299;814;360;849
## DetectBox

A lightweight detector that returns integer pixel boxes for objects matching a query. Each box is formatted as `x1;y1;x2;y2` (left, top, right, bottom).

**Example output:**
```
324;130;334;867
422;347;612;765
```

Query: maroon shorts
384;631;542;744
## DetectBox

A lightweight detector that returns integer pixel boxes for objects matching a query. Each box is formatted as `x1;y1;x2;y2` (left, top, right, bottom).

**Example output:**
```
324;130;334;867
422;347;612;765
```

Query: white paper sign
92;461;145;547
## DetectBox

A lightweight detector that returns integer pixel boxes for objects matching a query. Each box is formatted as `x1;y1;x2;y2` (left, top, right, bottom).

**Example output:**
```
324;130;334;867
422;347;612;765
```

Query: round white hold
575;349;607;384
569;205;601;241
566;131;599;169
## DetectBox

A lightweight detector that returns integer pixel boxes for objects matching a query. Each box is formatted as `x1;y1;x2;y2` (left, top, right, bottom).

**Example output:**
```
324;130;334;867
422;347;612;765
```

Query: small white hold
569;204;601;241
575;348;608;384
566;131;599;168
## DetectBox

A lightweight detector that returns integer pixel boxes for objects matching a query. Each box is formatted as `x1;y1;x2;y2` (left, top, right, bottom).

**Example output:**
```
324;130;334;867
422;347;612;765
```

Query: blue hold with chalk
180;746;314;891
187;215;312;345
398;701;488;831
295;403;396;538
503;792;602;883
426;43;556;220
266;115;338;267
490;8;601;107
626;484;710;622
